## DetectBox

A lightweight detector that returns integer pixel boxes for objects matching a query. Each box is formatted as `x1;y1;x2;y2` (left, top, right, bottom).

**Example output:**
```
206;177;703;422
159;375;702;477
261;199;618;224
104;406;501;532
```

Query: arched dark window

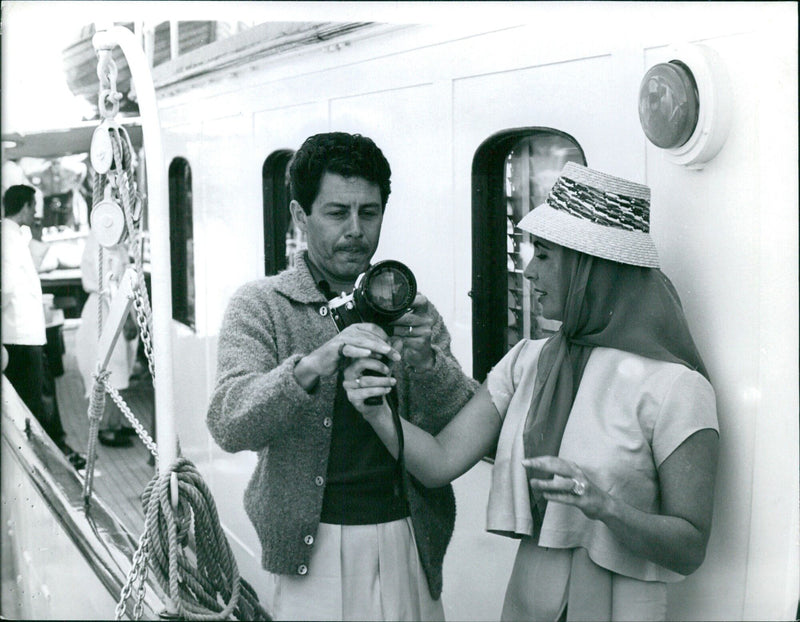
262;150;305;275
471;129;586;381
168;157;195;328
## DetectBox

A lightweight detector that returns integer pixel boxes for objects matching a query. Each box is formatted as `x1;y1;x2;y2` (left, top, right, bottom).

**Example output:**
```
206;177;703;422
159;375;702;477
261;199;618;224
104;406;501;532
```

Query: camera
328;260;417;406
327;260;417;332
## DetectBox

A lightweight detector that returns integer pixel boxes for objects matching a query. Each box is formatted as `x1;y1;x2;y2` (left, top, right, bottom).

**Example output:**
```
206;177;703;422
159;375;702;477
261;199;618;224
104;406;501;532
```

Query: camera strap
386;389;408;505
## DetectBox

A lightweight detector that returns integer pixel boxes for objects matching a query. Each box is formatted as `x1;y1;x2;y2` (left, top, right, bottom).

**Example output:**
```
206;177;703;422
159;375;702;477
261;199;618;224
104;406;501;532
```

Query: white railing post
92;26;178;488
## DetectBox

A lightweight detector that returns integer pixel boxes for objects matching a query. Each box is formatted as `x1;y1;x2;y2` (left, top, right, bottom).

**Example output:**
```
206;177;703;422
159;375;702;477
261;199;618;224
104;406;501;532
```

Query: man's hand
294;323;400;391
389;294;435;372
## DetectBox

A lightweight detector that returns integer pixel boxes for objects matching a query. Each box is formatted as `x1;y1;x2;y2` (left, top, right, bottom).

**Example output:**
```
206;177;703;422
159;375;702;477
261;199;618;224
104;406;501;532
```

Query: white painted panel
253;102;328;164
330;82;461;351
642;30;798;622
746;24;800;617
2;441;122;619
199;113;259;337
172;322;212;462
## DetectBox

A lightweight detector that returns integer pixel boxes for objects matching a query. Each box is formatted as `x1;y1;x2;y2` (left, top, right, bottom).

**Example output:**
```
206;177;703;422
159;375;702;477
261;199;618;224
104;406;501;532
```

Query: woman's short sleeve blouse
484;339;718;582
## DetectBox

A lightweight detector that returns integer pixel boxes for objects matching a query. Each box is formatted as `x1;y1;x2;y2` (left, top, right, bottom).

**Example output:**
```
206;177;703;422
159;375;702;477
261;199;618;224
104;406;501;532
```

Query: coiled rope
130;457;270;621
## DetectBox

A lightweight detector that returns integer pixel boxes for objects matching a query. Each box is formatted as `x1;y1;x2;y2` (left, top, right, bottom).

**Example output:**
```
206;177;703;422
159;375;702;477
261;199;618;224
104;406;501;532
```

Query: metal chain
110;131;157;381
115;511;153;620
97;51;121;120
118;133;156;383
97;245;105;338
132;542;150;621
104;382;159;460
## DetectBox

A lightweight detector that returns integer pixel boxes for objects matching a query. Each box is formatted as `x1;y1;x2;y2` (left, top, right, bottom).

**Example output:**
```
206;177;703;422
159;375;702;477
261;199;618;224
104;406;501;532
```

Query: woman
343;162;719;621
75;230;139;447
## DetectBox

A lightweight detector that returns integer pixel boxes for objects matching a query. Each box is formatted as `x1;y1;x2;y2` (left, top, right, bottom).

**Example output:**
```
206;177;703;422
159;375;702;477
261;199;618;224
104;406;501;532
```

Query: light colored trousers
273;518;444;621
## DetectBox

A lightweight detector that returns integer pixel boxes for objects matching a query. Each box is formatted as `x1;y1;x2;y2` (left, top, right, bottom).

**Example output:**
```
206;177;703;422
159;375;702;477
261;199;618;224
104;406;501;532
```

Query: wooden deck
56;323;154;537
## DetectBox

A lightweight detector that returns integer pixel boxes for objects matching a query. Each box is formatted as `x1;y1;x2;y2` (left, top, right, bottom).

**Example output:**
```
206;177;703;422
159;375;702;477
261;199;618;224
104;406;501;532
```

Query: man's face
292;172;384;287
20;201;36;227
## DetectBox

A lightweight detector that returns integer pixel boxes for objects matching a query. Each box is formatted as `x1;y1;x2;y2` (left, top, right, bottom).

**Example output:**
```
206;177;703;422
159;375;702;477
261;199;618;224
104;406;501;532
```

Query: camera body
326;260;417;332
328;260;416;406
327;295;366;332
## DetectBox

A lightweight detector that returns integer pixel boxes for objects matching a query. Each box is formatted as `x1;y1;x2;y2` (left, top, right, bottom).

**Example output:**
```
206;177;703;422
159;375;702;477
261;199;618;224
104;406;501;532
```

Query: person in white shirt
2;185;85;470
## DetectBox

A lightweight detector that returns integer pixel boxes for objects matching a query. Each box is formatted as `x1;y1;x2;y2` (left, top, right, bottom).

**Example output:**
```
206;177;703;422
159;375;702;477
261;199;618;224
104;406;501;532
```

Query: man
207;132;477;620
2;184;86;470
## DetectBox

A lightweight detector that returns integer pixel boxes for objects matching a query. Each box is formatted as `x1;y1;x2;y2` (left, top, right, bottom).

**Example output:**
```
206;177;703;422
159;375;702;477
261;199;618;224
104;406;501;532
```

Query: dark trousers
4;344;66;446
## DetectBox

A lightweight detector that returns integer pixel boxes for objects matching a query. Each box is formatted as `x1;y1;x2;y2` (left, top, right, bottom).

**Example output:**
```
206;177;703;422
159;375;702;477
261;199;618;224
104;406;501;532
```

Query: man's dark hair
288;132;391;214
2;185;36;217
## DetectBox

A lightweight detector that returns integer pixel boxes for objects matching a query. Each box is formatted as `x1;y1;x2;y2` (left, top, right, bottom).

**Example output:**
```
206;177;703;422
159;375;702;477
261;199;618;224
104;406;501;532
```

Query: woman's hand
389;294;435;371
525;429;718;576
342;356;396;418
522;456;609;521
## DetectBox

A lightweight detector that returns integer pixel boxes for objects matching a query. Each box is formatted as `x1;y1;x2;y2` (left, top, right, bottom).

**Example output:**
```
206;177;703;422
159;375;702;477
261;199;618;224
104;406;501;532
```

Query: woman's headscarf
522;246;708;534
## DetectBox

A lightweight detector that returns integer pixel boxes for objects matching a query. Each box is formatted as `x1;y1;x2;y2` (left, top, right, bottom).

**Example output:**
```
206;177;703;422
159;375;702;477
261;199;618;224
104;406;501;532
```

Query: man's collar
270;251;332;304
2;218;22;233
304;253;361;301
304;254;336;300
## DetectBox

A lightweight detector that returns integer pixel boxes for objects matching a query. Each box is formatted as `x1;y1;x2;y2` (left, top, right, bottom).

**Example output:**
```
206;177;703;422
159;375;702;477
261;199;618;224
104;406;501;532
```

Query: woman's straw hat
517;162;660;268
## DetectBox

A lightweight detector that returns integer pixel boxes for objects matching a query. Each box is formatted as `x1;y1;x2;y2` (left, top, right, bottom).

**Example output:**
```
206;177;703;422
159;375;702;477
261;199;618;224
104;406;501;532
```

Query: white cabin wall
644;34;760;621
161;121;210;465
641;22;798;620
329;83;456;325
747;26;800;619
152;5;797;619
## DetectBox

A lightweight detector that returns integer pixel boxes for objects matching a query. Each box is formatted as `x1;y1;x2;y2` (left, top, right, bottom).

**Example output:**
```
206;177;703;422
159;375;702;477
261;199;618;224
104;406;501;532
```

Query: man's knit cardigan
207;252;478;599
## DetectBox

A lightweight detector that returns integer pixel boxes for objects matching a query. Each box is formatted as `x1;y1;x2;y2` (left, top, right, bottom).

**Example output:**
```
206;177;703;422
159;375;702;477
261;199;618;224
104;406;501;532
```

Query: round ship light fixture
638;44;732;169
639;60;699;149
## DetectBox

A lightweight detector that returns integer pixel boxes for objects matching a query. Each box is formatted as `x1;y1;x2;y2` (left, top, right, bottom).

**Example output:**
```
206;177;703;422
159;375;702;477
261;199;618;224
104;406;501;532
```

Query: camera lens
355;260;417;323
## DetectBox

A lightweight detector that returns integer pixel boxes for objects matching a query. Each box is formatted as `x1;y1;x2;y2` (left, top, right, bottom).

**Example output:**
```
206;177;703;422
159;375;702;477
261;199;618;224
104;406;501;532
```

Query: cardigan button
323;416;332;428
319;306;328;316
304;534;314;546
297;564;308;575
314;475;325;487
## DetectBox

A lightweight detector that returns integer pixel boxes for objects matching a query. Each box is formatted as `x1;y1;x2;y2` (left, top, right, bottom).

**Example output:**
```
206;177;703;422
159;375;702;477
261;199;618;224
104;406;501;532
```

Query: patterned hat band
548;177;651;233
518;162;660;268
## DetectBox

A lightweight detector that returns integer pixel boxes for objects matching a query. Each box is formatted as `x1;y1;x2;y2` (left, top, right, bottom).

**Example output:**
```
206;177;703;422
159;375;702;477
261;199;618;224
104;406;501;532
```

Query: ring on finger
570;478;586;496
355;377;361;386
338;343;346;357
408;325;413;335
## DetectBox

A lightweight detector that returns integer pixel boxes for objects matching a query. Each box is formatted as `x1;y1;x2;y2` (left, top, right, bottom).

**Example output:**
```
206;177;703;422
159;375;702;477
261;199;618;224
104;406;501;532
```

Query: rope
131;458;270;621
82;172;107;504
82;370;110;504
